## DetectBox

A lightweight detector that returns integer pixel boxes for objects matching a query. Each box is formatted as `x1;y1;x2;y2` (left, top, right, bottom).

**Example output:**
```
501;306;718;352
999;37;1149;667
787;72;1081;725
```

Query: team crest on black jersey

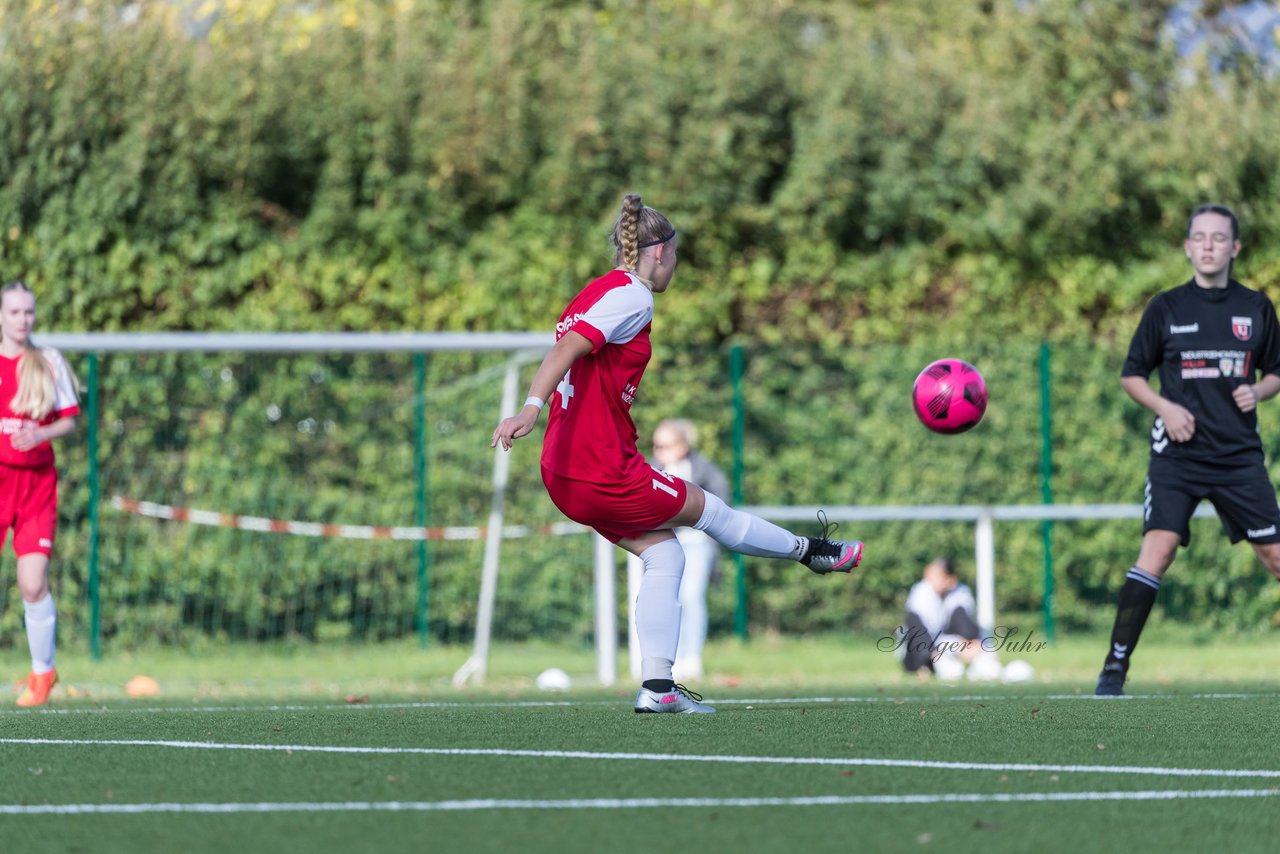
1232;316;1253;341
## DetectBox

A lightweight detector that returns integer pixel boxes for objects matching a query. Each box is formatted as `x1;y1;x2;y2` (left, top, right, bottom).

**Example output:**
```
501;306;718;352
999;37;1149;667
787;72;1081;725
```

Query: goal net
11;333;625;658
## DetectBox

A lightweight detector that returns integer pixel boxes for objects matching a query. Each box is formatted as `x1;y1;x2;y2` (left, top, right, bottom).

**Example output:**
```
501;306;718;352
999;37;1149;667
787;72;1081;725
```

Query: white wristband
524;395;546;411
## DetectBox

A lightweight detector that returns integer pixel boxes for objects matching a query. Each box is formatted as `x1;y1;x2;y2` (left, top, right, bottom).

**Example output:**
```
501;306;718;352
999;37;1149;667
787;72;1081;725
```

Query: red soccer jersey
0;348;81;468
541;270;655;482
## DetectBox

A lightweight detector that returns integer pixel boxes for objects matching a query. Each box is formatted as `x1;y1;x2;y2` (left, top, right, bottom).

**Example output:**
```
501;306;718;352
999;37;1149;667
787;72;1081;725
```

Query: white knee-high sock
635;539;685;683
693;492;806;559
24;594;56;674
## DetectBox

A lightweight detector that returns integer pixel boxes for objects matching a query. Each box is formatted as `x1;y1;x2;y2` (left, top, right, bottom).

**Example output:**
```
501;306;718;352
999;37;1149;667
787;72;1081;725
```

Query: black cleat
799;511;863;575
1095;663;1127;696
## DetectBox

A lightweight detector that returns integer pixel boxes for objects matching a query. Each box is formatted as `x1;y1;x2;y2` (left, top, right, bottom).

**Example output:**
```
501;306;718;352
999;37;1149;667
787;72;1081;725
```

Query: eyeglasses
1189;232;1232;245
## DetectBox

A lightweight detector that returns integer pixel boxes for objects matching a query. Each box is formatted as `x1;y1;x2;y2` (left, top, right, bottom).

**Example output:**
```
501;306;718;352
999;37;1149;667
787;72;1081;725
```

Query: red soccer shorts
542;461;688;543
0;464;59;557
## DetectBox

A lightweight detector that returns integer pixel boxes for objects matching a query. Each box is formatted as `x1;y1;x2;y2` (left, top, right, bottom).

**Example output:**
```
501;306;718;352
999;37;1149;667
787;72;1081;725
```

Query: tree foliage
4;0;1280;341
4;0;1280;646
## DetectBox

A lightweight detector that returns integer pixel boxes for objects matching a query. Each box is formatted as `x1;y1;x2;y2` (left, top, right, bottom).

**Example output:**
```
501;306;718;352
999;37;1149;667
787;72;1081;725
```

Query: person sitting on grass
898;557;998;682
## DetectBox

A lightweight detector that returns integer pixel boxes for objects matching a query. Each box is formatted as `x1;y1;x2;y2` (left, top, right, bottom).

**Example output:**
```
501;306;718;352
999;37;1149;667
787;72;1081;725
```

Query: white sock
635;539;685;683
693;492;806;559
24;594;56;674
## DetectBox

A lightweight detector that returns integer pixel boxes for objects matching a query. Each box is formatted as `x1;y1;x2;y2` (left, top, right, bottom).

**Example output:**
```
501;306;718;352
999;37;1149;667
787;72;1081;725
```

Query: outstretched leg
684;490;863;574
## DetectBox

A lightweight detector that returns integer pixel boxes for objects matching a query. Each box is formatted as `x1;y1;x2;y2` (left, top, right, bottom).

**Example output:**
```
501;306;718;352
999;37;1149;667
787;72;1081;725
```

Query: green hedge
5;0;1280;343
4;0;1280;648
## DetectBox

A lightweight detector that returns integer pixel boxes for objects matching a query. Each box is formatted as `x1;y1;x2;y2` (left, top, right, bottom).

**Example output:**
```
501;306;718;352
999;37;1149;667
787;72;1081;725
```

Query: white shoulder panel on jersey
40;347;80;410
905;580;946;638
947;583;976;614
581;277;654;345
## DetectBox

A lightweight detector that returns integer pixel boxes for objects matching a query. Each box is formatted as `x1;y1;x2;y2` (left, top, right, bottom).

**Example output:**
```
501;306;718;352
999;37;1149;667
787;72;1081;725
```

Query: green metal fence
7;333;1278;659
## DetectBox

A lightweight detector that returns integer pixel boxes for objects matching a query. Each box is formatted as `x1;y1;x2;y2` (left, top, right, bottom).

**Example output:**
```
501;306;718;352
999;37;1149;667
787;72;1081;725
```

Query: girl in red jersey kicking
0;281;80;707
492;194;863;713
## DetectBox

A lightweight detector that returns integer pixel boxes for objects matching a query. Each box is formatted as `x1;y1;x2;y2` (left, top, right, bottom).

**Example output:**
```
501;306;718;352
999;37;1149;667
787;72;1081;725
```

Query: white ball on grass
966;652;1004;682
933;652;965;682
535;667;572;691
1001;659;1035;684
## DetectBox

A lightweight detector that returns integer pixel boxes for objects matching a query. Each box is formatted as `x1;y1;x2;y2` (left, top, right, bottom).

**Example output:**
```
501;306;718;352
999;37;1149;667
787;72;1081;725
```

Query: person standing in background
652;418;730;682
0;280;80;707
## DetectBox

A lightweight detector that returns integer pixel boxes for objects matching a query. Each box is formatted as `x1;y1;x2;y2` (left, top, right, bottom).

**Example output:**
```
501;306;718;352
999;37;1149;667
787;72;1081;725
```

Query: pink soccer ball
912;359;988;434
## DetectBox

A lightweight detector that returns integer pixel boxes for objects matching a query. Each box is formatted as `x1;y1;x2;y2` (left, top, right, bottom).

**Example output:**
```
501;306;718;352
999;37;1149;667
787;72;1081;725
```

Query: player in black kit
1096;204;1280;696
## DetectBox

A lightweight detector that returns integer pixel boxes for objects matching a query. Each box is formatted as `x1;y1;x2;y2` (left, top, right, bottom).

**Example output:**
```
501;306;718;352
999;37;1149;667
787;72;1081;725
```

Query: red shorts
0;464;59;557
542;462;688;543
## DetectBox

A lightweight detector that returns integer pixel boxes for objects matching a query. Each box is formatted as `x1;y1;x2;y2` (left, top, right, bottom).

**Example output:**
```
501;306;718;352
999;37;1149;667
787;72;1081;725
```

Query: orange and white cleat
15;669;58;707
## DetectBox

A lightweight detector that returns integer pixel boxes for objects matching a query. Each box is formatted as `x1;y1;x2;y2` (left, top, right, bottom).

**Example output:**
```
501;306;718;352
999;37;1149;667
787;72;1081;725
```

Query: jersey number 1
651;470;678;498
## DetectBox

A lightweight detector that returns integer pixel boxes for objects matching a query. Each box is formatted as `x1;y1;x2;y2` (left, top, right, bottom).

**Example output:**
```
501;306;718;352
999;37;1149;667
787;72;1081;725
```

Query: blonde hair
610;193;676;272
2;280;58;420
655;417;698;449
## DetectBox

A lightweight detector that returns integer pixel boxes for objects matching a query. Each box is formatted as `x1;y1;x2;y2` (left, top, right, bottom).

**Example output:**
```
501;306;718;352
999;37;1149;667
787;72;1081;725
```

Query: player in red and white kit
492;194;863;713
0;281;80;707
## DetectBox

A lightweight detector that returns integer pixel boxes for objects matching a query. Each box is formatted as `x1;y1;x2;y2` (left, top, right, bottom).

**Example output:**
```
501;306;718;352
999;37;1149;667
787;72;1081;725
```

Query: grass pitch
3;629;1280;854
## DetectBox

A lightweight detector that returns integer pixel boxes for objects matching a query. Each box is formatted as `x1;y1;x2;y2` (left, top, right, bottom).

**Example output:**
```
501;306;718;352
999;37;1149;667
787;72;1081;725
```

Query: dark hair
929;556;957;576
1187;204;1239;240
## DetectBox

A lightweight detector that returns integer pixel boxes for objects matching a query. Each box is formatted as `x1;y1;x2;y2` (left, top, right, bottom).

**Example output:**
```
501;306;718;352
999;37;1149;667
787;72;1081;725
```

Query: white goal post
39;331;552;353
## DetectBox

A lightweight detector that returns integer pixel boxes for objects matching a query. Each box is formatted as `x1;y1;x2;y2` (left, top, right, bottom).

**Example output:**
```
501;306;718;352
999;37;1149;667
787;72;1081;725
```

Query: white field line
4;789;1280;815
5;738;1280;780
3;691;1278;718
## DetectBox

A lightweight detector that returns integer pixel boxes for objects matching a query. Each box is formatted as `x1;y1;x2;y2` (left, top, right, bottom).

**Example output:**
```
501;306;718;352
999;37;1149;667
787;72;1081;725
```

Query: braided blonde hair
2;281;58;420
610;193;675;272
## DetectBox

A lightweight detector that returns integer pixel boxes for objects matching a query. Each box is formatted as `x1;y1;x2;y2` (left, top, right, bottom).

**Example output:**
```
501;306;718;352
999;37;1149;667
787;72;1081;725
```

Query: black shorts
1144;456;1280;547
899;609;981;673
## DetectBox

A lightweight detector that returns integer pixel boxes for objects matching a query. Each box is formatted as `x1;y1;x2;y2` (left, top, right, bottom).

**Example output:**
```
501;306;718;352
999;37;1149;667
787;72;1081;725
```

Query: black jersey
1122;279;1280;466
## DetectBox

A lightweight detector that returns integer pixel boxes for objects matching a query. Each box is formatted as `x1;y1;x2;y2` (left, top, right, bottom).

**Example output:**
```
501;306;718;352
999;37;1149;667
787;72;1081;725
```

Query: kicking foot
800;511;863;575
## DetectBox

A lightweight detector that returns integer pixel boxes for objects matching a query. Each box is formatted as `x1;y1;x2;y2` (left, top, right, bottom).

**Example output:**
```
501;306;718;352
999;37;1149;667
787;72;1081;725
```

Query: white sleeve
905;581;931;615
905;581;945;638
42;348;80;412
581;282;653;345
947;583;977;620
